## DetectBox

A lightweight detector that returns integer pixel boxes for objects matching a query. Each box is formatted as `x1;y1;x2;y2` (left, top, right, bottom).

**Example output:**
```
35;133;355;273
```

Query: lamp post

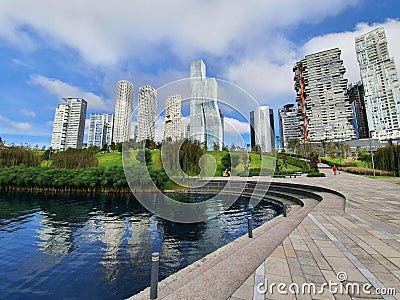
368;130;375;176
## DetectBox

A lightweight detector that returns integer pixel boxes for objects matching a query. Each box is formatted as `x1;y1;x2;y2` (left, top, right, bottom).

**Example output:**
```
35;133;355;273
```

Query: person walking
332;165;337;175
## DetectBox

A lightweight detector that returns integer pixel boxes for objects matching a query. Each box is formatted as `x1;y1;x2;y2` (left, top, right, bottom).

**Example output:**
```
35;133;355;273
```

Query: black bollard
247;216;253;238
283;205;287;217
150;252;159;299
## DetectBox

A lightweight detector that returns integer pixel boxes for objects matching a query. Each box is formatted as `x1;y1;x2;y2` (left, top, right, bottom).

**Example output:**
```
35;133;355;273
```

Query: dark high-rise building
346;82;369;139
278;104;301;149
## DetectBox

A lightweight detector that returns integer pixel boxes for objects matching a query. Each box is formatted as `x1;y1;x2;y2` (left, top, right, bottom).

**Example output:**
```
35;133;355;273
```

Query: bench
273;174;297;178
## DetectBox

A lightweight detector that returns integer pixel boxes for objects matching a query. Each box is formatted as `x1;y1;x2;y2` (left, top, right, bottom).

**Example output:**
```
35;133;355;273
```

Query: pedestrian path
129;165;400;299
230;165;400;300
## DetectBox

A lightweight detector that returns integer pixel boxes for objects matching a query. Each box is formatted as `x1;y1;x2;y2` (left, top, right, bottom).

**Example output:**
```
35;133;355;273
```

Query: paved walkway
230;165;400;300
130;165;400;299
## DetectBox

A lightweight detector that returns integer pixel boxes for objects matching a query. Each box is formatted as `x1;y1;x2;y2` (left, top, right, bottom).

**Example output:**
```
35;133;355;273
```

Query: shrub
307;172;326;177
339;167;393;176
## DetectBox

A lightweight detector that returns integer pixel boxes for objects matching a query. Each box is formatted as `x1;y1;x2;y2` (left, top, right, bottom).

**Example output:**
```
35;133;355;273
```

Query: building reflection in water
36;211;75;257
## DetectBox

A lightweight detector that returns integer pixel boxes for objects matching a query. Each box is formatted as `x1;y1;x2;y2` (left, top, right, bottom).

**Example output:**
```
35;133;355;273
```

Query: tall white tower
190;59;223;150
164;94;182;141
113;80;133;143
355;27;400;141
136;85;157;142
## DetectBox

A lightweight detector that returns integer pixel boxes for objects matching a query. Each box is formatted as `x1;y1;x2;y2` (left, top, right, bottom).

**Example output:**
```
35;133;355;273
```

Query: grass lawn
97;152;123;168
96;150;304;177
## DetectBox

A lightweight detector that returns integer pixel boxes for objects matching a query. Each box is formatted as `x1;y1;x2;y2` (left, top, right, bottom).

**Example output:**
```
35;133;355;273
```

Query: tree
101;143;108;152
213;142;220;151
287;139;300;155
0;146;41;168
116;142;123;152
241;150;251;174
88;145;101;153
136;149;152;165
0;137;3;148
145;139;155;150
221;153;231;169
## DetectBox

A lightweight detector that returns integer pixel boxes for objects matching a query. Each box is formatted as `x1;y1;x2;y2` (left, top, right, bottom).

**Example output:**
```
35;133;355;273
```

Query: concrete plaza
130;165;400;299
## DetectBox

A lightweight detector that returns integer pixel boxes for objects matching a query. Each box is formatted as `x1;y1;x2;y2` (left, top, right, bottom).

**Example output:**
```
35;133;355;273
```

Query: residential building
51;98;87;150
136;85;157;142
250;106;273;152
293;48;356;142
164;94;182;141
355;27;400;141
278;104;301;149
113;80;133;143
87;113;114;148
345;82;369;139
190;59;223;150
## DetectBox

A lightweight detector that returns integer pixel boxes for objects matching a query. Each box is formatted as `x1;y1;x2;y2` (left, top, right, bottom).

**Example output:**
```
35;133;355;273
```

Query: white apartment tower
87;113;114;148
136;85;157;142
293;48;356;142
190;59;223;150
164;94;182;141
113;80;133;143
51;98;87;150
355;27;400;141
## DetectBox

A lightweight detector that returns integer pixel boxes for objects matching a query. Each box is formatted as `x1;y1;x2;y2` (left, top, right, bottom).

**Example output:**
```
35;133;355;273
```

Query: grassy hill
96;150;303;176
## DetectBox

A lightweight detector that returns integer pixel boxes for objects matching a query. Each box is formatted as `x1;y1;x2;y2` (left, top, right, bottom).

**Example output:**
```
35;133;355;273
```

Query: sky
0;0;400;148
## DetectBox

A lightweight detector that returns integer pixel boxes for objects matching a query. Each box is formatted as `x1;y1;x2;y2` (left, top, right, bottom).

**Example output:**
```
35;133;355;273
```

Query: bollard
247;216;253;238
150;252;159;299
283;205;287;217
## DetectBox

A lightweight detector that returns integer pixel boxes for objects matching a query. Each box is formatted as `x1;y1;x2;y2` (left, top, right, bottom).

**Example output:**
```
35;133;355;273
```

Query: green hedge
307;172;326;177
0;165;168;192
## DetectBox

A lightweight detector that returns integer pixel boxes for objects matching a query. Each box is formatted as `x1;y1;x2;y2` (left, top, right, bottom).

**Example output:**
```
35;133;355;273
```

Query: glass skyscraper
190;60;223;150
87;113;114;148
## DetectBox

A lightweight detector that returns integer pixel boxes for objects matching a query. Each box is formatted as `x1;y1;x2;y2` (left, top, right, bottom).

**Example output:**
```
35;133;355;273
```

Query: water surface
0;191;280;299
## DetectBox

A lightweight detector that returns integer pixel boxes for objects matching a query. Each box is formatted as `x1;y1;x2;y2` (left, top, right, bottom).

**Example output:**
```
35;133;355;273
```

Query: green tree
287;139;300;155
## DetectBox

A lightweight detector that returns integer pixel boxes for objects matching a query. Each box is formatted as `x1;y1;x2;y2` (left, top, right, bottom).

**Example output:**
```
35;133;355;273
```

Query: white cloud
0;0;359;66
0;114;32;131
20;109;36;118
29;74;112;112
225;59;295;106
224;117;249;135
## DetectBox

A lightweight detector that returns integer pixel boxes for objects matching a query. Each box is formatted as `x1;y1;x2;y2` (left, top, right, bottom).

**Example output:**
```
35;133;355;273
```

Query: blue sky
0;0;400;147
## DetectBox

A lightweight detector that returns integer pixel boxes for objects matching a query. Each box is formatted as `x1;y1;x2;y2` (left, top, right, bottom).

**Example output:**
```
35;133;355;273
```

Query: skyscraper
190;59;223;150
51;98;87;150
293;48;356;142
355;27;400;141
345;82;369;139
136;85;157;142
113;80;133;143
278;104;301;149
87;113;114;148
164;94;182;141
250;106;274;152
